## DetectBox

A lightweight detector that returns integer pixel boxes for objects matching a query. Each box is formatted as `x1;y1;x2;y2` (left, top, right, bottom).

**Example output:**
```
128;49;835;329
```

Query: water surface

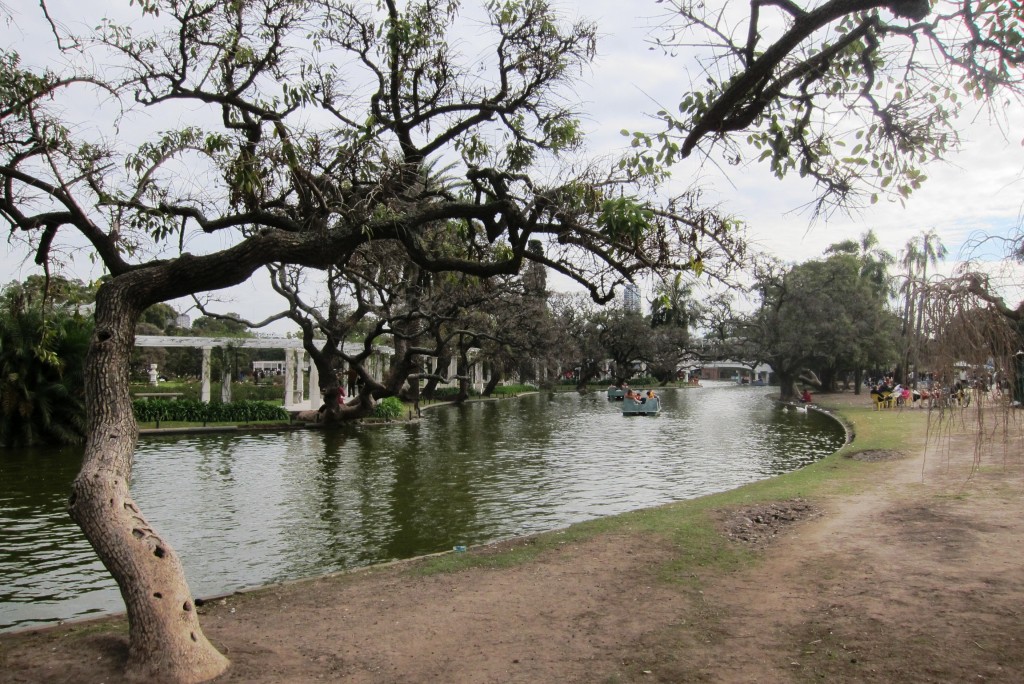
0;384;844;631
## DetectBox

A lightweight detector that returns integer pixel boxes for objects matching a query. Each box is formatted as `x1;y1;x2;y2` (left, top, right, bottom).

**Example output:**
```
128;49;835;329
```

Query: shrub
133;398;289;424
373;396;404;420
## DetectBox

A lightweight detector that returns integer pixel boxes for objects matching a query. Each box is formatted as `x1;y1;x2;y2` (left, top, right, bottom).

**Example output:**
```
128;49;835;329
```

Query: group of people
870;376;926;408
612;383;658;404
624;388;658;403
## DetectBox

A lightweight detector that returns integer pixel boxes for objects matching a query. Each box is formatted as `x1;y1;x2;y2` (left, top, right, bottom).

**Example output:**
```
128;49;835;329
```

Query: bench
133;393;184;401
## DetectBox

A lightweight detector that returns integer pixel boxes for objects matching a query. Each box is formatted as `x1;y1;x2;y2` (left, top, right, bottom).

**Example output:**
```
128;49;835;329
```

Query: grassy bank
413;394;926;581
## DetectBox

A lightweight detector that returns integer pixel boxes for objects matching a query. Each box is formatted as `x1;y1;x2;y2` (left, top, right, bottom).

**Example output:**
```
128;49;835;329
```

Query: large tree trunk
575;359;601;392
422;353;451;400
456;355;471;403
776;369;798;401
68;283;228;683
482;369;502;397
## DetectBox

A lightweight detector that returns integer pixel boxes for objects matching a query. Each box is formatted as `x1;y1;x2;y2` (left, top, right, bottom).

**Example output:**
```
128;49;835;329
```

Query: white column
308;354;319;410
293;352;304;406
221;366;232;403
371;351;380;382
284;348;296;407
201;347;212;403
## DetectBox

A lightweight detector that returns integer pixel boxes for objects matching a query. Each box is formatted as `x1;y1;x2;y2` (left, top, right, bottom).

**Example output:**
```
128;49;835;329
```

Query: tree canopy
738;252;898;399
643;0;1024;214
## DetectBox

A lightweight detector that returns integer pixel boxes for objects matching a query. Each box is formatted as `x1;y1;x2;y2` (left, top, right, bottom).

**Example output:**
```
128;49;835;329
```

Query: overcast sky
3;0;1022;334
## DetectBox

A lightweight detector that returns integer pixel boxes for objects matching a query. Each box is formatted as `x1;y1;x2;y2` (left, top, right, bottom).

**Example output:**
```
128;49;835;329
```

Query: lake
0;383;845;631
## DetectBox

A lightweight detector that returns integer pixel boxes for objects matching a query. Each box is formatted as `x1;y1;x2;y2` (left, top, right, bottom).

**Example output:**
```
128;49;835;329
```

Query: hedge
133;398;289;424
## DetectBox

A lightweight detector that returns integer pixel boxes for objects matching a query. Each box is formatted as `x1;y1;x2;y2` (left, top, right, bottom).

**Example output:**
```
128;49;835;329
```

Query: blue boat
607;386;625;400
622;392;661;416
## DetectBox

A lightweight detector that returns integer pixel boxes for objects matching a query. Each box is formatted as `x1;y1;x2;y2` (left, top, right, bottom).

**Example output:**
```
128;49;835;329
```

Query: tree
743;253;897;399
2;274;97;310
548;293;603;388
0;288;91;446
1;3;737;679
645;1;1024;214
898;229;947;383
825;229;897;390
650;271;697;331
596;309;656;385
954;222;1024;323
139;303;180;332
825;229;895;300
4;0;1018;680
190;314;249;337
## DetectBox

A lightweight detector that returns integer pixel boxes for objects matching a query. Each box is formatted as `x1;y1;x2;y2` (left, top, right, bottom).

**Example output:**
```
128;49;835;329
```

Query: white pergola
134;336;390;410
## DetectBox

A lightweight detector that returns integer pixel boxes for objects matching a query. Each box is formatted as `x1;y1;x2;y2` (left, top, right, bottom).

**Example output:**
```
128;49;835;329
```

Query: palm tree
899;229;948;384
650;272;696;332
826;229;895;299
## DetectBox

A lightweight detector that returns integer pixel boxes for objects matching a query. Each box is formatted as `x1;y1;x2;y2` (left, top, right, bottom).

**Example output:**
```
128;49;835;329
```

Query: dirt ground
3;392;1024;683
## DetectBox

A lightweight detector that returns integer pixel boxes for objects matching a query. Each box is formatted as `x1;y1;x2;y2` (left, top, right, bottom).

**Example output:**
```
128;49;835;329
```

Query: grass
415;396;929;582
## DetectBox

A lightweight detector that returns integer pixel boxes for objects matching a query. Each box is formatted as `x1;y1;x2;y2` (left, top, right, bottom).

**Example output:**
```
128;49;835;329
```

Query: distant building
252;360;285;375
175;313;191;329
623;284;641;313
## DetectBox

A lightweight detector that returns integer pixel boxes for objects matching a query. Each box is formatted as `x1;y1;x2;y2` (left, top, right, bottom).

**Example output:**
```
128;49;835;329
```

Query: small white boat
622;392;661;416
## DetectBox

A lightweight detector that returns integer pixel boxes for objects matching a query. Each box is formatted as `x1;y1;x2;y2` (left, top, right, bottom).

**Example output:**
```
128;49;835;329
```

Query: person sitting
800;389;812;403
870;383;891;410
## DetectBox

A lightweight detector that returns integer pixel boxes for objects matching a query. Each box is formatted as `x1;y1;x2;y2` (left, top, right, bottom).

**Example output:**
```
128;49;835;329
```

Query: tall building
623;284;641;313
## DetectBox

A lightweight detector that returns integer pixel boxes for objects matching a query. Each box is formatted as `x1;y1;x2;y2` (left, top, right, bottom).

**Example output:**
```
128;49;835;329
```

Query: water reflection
0;384;844;631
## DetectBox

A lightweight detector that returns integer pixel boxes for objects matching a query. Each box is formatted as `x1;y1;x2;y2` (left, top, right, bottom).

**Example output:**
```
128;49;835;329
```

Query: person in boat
799;388;812;403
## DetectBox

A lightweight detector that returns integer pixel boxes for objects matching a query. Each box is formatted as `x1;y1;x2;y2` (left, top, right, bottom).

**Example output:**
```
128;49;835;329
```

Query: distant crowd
866;370;1010;408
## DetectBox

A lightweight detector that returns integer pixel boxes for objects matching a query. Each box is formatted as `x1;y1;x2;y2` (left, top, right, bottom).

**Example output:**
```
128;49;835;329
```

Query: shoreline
7;386;848;637
6;391;1022;683
12;390;852;639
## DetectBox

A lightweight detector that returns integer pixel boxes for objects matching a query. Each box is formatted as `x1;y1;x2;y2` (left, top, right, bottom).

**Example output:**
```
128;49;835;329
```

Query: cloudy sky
3;0;1022;334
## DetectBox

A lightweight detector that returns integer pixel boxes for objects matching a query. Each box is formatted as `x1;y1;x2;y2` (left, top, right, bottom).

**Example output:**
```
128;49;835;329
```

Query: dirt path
2;393;1023;683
